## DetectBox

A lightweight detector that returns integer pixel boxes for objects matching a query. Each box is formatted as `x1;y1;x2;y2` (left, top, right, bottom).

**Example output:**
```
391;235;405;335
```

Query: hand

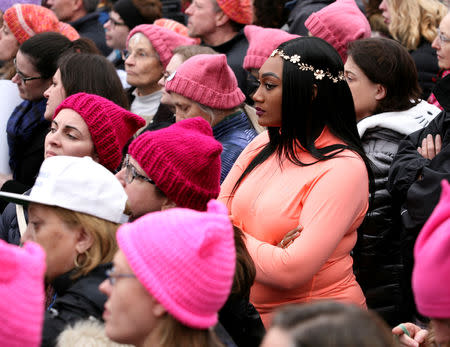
277;226;302;248
392;323;429;347
417;134;442;160
0;173;12;189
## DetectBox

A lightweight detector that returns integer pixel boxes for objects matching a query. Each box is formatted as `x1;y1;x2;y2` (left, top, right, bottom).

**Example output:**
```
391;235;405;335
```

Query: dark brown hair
347;37;422;113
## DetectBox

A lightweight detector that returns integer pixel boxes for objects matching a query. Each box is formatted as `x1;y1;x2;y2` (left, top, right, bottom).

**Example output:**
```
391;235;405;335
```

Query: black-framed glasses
107;16;127;29
122;154;155;185
13;58;43;84
106;268;136;285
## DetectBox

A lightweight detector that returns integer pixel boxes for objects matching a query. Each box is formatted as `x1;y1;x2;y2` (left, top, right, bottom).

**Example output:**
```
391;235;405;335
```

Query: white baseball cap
0;156;129;224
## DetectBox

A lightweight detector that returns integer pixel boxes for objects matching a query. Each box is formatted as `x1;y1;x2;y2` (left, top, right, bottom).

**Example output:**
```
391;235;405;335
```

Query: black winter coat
353;127;405;326
411;40;440;100
41;263;111;347
387;77;450;321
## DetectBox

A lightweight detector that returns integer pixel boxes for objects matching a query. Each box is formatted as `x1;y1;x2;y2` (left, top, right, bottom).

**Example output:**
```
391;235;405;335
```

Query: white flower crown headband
270;49;346;83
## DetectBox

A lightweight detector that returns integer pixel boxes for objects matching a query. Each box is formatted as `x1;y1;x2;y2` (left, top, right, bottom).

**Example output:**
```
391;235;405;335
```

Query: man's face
185;0;219;40
46;0;78;22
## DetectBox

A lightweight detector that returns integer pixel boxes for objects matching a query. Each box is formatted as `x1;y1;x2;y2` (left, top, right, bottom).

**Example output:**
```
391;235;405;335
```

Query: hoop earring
74;251;89;268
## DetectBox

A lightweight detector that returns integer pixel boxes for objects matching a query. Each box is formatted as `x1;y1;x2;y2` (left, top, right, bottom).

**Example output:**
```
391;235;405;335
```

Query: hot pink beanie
54;93;145;172
304;0;371;62
243;25;299;71
129;117;222;211
216;0;253;25
0;240;46;347
4;4;80;44
165;54;245;110
117;199;235;329
413;180;450;319
126;24;197;68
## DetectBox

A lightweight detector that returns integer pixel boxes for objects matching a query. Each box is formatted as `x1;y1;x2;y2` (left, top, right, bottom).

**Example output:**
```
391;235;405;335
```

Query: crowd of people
0;0;449;346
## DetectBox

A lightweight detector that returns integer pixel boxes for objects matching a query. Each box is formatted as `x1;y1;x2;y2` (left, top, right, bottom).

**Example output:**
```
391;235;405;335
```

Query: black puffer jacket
354;101;440;326
353;127;405;327
42;263;111;347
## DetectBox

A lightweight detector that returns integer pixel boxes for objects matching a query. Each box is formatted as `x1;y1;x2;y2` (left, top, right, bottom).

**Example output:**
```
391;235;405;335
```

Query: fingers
392;323;429;347
414;329;429;343
277;225;303;248
435;134;442;155
426;134;435;159
397;334;420;347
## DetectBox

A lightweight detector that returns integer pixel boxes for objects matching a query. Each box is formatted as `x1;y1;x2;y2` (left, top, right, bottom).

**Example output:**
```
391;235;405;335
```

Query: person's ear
215;10;229;27
161;199;176;211
375;84;387;101
75;227;94;254
312;84;318;101
151;296;167;317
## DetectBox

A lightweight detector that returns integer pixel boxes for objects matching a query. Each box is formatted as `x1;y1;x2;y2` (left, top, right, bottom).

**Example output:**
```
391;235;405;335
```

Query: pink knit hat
0;240;46;347
54;93;146;172
304;0;371;62
129;117;222;211
413;180;450;319
165;54;245;109
126;24;197;68
4;4;80;44
117;199;235;329
216;0;253;25
243;25;299;71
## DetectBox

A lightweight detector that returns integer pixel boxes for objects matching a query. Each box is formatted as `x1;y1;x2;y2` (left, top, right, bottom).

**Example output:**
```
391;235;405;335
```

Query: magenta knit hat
54;93;146;172
243;25;299;71
413;180;450;319
165;54;245;110
129;117;222;211
117;199;235;329
216;0;253;25
304;0;371;62
0;240;46;347
126;24;197;68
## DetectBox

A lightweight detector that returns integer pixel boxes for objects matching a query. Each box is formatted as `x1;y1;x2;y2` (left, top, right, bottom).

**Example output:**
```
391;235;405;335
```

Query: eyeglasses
105;268;136;285
122;154;155;185
13;58;43;84
437;28;450;44
107;16;127;29
121;49;159;62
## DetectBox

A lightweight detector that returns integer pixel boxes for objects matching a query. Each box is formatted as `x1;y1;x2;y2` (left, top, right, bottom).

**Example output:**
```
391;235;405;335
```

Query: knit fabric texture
54;93;145;172
243;25;299;70
117;199;235;329
216;0;253;24
0;0;40;12
0;240;46;347
413;180;450;319
4;4;80;44
304;0;370;62
127;24;197;68
165;54;245;109
129;117;222;211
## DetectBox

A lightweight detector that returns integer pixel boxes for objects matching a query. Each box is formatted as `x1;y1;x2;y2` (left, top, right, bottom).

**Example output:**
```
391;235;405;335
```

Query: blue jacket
213;111;257;183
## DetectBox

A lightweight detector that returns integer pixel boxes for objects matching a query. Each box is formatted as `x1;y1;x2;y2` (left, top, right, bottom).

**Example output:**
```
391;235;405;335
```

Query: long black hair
231;36;373;196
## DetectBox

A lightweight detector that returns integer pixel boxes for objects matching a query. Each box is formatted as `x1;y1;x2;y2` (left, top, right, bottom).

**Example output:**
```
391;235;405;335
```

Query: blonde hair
386;0;447;50
148;313;224;347
52;206;120;279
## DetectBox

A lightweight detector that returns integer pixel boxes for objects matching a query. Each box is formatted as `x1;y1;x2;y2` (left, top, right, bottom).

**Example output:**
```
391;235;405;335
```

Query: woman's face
344;56;383;121
379;0;391;25
99;250;164;346
44;108;96;160
22;204;82;282
252;56;283;127
0;23;19;61
125;33;163;95
171;92;212;123
158;53;185;107
12;50;52;101
43;69;67;121
104;10;130;51
432;13;450;70
115;155;167;221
